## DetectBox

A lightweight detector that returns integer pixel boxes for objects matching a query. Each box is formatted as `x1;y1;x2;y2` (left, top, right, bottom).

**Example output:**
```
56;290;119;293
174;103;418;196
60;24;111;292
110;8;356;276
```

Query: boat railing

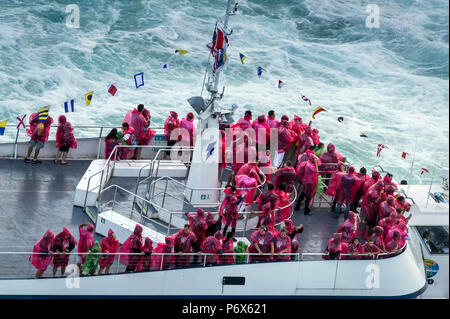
0;244;406;280
2;123;164;159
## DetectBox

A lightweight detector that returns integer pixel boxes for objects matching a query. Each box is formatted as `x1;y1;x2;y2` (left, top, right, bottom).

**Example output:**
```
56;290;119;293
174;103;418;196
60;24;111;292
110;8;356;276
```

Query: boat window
415;226;449;254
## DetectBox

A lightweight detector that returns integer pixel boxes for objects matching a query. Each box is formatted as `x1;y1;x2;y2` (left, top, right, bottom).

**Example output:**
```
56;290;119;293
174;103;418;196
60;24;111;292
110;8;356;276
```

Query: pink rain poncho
285;220;299;254
249;229;274;262
164;111;181;142
124;108;147;142
362;181;384;224
27;112;53;142
78;224;94;264
233;141;257;173
173;229;197;267
219;237;235;265
140;109;156;146
370;226;385;251
274;166;296;193
201;231;223;264
236;162;259;177
297;154;319;199
346;241;364;260
275;190;291;223
30;230;54;271
383;174;398;191
363;170;381;194
378;196;396;220
151;236;175;270
235;170;258;205
98;229;120;269
260;203;275;233
55;115;77;149
277;120;296;153
378;212;399;237
297;126;314;155
233;113;252;131
326;233;342;255
180;112;195;146
187;208;208;247
258;151;273;181
337;212;359;243
385;230;403;253
267;116;279;129
289;115;307;139
219;188;239;228
118;224;143;269
362;242;381;259
384;223;407;249
337;167;361;205
325;168;346;197
319;143;344;175
205;212;216;228
312;128;320;146
251;115;271;145
52;227;77;268
256;189;279;211
136;237;154;271
121;126;137;160
273;233;292;261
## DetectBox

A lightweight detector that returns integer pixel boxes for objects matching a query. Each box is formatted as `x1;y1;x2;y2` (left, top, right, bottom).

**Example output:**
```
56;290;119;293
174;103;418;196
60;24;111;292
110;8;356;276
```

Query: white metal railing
0;244;406;279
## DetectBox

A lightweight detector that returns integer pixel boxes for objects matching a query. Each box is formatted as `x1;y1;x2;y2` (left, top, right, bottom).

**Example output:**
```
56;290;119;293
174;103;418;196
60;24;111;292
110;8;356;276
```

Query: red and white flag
376;144;387;157
420;167;430;175
278;80;285;89
301;94;312;105
401;152;408;159
16;114;26;129
207;28;228;74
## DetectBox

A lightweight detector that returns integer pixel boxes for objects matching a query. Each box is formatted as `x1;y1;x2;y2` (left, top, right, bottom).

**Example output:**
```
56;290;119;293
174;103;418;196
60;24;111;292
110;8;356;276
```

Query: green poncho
234;241;248;264
82;241;101;275
314;147;326;158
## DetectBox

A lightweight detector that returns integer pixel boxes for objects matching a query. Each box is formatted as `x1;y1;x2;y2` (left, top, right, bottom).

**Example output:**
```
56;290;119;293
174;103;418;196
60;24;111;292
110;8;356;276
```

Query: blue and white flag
64;99;74;113
161;62;170;72
134;72;144;88
257;66;265;78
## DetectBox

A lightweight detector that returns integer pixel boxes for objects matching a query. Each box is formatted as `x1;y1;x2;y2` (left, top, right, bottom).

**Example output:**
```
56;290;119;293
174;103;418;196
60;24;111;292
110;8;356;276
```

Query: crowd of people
30;108;413;277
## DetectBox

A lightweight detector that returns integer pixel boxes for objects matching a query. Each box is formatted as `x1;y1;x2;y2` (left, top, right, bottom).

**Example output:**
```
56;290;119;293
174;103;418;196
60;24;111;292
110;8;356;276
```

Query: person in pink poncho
378;211;400;238
271;226;292;261
275;183;292;222
98;229;120;275
236;162;264;181
233;110;252;132
77;223;94;272
362;181;385;236
104;128;121;160
384;221;408;249
256;183;279;211
334;166;361;219
164;111;181;159
52;227;77;276
378;196;397;220
25;112;53;164
136;237;154;271
295;151;319;215
151;236;175;270
232;136;258;173
346;237;363;260
180;112;196;147
219;231;235;265
173;224;200;268
219;186;245;236
384;230;403;254
370;226;387;252
284;220;303;260
249;226;274;262
118;224;144;272
252;114;271;150
266;110;279;129
312;128;320;146
350;167;369;212
30;229;55;277
139;109;156;150
54;115;77;165
119;122;138;160
382;173;397;190
201;230;224;266
186;208;208;247
319;142;344;181
336;211;361;243
255;202;275;233
362;237;381;259
276;119;296;167
363;170;381;194
274;161;296;193
289;115;307;139
326;161;346;212
258;149;274;182
324;233;342;260
235;169;259;209
124;104;147;159
297;126;314;157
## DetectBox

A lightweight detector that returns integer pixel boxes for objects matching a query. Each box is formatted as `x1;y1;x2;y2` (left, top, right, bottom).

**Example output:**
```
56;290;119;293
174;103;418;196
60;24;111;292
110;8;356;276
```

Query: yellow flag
85;91;94;106
175;50;188;56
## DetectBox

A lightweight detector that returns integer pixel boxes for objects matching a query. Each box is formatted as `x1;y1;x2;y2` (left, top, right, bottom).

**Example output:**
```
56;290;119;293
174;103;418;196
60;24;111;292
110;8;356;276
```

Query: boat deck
0;158;352;278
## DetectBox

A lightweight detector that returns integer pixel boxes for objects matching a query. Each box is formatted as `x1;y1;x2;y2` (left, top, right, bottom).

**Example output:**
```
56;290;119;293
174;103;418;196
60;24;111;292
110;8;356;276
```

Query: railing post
160;255;164;271
13;128;20;159
203;254;207;267
96;127;103;159
116;254;120;273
